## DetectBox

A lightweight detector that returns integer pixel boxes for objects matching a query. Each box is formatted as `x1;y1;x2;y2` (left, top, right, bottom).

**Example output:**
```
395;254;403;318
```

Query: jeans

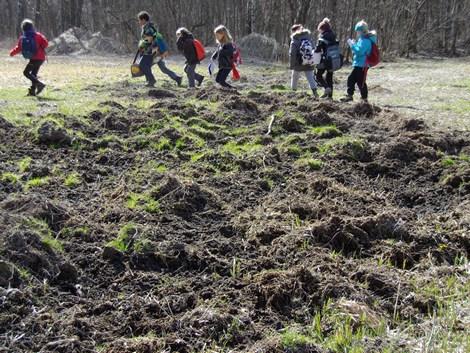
347;67;368;99
184;64;204;87
316;68;333;90
215;68;233;88
24;60;44;87
291;70;317;90
139;55;156;84
157;59;181;82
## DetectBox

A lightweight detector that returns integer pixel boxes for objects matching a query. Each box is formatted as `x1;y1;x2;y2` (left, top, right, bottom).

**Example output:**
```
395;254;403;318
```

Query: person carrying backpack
137;11;159;87
211;25;236;89
315;18;341;100
340;20;378;102
289;24;319;100
154;32;183;86
9;19;48;96
176;27;204;88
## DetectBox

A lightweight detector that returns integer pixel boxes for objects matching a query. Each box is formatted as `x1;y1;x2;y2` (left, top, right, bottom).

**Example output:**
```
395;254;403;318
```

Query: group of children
289;17;378;102
136;11;237;90
9;12;378;103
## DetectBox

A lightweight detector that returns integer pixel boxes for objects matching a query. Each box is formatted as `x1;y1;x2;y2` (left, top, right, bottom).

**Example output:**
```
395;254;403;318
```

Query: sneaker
197;76;205;87
361;98;369;103
312;89;319;100
340;95;353;102
176;76;183;87
27;87;36;96
36;82;46;95
145;81;156;87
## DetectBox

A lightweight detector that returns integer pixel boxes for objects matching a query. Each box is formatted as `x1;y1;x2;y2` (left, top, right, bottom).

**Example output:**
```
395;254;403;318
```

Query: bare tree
2;0;470;57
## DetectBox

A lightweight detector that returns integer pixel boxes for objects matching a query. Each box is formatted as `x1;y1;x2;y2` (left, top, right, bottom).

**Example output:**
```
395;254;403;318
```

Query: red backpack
366;39;380;68
193;39;206;61
231;44;242;81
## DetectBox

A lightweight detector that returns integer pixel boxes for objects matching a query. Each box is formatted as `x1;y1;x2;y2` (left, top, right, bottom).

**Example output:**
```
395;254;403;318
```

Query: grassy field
0;54;469;130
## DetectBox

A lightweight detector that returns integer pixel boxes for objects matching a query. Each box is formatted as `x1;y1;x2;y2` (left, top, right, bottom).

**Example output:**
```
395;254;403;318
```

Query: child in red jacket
10;19;49;96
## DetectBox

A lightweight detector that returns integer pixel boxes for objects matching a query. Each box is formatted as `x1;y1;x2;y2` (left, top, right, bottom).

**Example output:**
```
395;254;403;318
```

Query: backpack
155;33;168;53
231;44;242;81
366;38;380;67
232;43;242;65
299;38;315;66
21;31;37;59
193;39;206;61
323;40;343;71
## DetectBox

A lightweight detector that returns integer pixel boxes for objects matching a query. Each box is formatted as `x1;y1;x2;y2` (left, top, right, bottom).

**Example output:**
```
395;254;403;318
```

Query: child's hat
354;20;368;33
21;19;34;31
318;18;331;32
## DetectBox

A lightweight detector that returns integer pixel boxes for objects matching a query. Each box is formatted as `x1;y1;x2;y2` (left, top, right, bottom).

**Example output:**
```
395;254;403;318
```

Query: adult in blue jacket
341;21;377;102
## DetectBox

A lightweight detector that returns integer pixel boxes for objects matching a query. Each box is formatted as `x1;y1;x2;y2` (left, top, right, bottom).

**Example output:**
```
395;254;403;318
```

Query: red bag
232;44;242;65
231;63;240;81
366;41;380;67
193;39;206;61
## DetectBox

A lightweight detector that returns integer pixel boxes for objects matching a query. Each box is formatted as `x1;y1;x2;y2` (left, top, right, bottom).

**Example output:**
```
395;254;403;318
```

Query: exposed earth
0;54;469;353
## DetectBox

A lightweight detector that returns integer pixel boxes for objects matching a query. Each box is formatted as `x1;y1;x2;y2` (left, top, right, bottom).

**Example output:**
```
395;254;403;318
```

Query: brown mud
0;84;469;352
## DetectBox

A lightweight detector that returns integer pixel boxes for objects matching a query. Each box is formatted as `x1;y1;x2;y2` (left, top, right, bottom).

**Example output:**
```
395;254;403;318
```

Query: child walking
9;19;49;96
341;20;377;102
137;11;159;87
176;27;204;88
315;18;337;99
211;25;236;89
289;24;319;99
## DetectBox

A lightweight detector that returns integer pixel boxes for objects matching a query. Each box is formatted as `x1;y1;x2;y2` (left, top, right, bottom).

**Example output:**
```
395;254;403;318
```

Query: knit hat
291;24;303;33
318;18;331;32
354;20;369;33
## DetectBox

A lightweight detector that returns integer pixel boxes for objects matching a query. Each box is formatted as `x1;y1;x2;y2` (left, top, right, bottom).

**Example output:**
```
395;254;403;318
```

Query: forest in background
1;0;470;57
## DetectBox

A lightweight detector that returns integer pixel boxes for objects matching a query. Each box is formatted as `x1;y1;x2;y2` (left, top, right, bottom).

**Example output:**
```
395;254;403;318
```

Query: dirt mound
48;27;125;55
238;33;283;61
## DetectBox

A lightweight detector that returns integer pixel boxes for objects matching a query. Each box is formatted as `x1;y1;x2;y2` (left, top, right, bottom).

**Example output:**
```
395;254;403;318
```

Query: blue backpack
155;33;168;53
21;31;37;59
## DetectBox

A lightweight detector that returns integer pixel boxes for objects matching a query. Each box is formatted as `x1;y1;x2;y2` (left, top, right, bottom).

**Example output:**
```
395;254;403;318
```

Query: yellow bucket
131;63;143;77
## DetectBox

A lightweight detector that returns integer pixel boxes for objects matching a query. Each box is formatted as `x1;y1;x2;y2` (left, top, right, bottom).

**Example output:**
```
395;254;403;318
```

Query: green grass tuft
64;173;81;188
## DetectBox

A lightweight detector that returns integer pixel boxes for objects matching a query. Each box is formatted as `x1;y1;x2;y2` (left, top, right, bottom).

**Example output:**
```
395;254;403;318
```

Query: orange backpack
193;39;206;61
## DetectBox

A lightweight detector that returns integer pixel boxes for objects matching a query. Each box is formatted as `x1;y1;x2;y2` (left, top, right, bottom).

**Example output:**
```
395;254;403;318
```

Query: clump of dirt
0;84;469;353
37;121;72;146
102;112;130;132
151;176;220;219
0;115;14;130
148;89;177;99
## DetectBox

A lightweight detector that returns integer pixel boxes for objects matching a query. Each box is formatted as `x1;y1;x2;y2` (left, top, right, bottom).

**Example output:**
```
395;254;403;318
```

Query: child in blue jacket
341;20;377;102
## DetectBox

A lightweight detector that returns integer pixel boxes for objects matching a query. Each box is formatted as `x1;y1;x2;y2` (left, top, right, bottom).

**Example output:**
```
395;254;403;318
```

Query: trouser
157;59;181;82
291;70;317;90
24;60;44;87
139;55;156;84
184;64;204;88
215;68;233;88
316;68;334;91
347;66;368;99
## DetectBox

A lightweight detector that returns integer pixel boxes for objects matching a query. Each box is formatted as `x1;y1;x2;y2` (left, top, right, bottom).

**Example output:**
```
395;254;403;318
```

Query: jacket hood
320;29;336;42
292;29;311;40
364;32;377;43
